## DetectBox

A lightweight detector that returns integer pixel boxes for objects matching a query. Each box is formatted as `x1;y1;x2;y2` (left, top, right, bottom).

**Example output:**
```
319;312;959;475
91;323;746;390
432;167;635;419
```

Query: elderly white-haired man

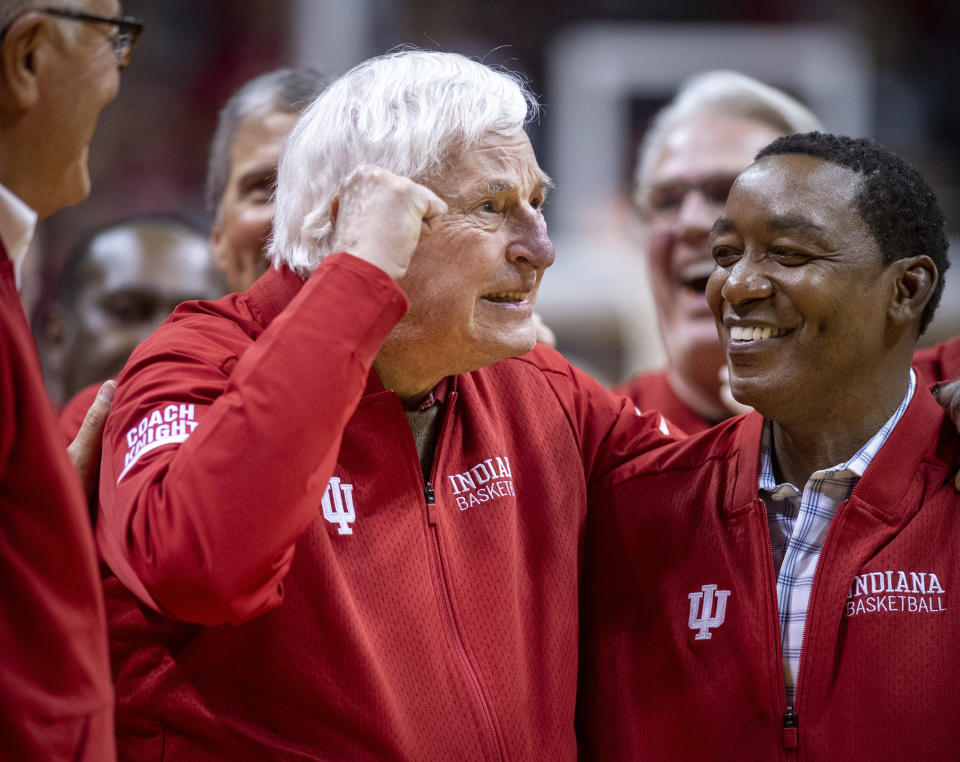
96;49;673;760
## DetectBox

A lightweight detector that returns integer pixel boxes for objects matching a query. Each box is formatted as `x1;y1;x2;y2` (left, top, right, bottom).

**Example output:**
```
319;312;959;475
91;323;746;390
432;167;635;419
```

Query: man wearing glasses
0;2;141;759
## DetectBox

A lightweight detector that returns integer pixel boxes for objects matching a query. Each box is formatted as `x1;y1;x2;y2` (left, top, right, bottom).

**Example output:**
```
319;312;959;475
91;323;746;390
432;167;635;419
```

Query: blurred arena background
29;0;960;384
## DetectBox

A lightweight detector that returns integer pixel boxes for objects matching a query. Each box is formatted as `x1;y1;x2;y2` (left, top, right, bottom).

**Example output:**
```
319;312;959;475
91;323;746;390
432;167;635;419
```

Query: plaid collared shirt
759;369;915;708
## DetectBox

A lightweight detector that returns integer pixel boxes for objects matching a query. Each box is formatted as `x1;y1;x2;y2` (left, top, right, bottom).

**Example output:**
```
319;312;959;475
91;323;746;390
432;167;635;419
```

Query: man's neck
0;122;66;220
769;372;911;487
0;138;38;215
372;355;442;409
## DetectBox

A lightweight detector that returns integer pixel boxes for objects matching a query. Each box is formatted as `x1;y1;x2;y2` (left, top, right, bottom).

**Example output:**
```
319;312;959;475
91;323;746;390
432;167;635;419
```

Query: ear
0;14;52;110
209;220;230;272
888;254;938;329
329;196;339;229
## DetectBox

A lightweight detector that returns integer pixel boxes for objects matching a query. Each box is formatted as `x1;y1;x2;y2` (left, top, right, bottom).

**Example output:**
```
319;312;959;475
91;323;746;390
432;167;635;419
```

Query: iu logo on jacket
322;476;356;535
688;584;731;640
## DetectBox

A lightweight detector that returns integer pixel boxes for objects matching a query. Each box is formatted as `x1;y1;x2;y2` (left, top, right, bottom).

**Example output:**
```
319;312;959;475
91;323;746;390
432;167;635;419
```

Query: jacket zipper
755;498;798;755
782;707;798;750
424;483;504;762
786;498;848;753
420;391;504;762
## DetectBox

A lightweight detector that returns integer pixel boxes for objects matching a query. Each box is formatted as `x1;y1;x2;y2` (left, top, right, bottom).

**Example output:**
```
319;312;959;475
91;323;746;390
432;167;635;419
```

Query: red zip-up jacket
579;379;960;761
0;255;115;761
97;252;674;760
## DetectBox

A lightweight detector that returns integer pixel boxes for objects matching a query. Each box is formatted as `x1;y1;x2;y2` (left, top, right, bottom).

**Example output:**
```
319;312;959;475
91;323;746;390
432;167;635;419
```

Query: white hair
269;49;540;276
635;70;824;203
0;0;83;42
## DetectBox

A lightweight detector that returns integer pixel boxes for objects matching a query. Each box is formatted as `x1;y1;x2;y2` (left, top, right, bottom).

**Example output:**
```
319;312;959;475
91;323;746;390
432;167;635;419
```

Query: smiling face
377;130;555;400
640;111;785;407
705;154;902;423
211;109;298;291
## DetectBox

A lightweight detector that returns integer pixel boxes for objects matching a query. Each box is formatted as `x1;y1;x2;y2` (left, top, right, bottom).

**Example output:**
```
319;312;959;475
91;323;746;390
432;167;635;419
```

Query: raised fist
330;165;447;281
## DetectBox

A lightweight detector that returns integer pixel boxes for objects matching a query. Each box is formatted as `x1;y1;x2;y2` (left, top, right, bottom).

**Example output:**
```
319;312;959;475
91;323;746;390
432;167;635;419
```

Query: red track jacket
97;253;674;760
0;256;115;761
579;380;960;761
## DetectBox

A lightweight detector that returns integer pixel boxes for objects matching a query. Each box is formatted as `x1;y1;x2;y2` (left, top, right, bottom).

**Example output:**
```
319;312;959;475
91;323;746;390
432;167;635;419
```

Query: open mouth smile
677;261;714;295
729;325;794;341
482;291;529;303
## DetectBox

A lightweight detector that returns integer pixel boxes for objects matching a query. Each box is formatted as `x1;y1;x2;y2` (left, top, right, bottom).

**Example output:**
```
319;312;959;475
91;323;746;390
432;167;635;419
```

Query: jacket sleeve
97;254;407;626
531;346;684;490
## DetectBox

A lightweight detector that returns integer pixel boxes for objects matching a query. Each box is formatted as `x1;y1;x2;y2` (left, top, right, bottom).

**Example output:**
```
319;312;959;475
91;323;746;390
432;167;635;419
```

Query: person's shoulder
120;292;258;380
874;381;959;482
163;289;256;334
914;336;960;386
462;344;581;392
472;343;613;405
599;412;758;491
500;342;575;376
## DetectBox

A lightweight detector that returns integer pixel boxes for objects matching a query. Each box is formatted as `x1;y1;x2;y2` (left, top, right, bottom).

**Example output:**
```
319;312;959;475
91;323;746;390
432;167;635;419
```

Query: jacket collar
729;372;952;521
246;264;306;329
361;363;457;404
0;181;36;291
847;375;951;520
729;411;766;517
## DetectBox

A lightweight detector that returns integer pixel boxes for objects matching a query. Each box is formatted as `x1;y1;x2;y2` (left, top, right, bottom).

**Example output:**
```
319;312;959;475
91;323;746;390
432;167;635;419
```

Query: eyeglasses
38;7;144;68
639;175;737;226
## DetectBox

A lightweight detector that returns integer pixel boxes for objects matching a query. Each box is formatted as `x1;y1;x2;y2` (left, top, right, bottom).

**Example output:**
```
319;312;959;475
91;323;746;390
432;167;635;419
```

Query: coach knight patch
119;403;199;482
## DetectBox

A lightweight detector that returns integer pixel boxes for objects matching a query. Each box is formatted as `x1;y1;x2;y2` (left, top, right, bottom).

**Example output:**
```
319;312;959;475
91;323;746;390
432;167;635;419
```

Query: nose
673;190;721;246
719;254;774;307
506;206;556;271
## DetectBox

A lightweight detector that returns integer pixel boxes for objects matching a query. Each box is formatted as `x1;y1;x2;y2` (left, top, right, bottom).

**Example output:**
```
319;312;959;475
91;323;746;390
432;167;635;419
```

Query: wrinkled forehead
431;130;551;197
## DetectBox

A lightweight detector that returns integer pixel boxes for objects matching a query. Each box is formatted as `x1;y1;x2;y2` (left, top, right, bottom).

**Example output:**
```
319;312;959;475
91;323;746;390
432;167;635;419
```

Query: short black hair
756;132;949;334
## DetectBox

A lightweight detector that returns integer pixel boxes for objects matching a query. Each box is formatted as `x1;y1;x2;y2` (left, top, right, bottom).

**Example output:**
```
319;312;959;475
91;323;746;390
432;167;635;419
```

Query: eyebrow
237;167;276;186
481;171;555;197
765;214;828;239
710;214;829;243
710;216;736;237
